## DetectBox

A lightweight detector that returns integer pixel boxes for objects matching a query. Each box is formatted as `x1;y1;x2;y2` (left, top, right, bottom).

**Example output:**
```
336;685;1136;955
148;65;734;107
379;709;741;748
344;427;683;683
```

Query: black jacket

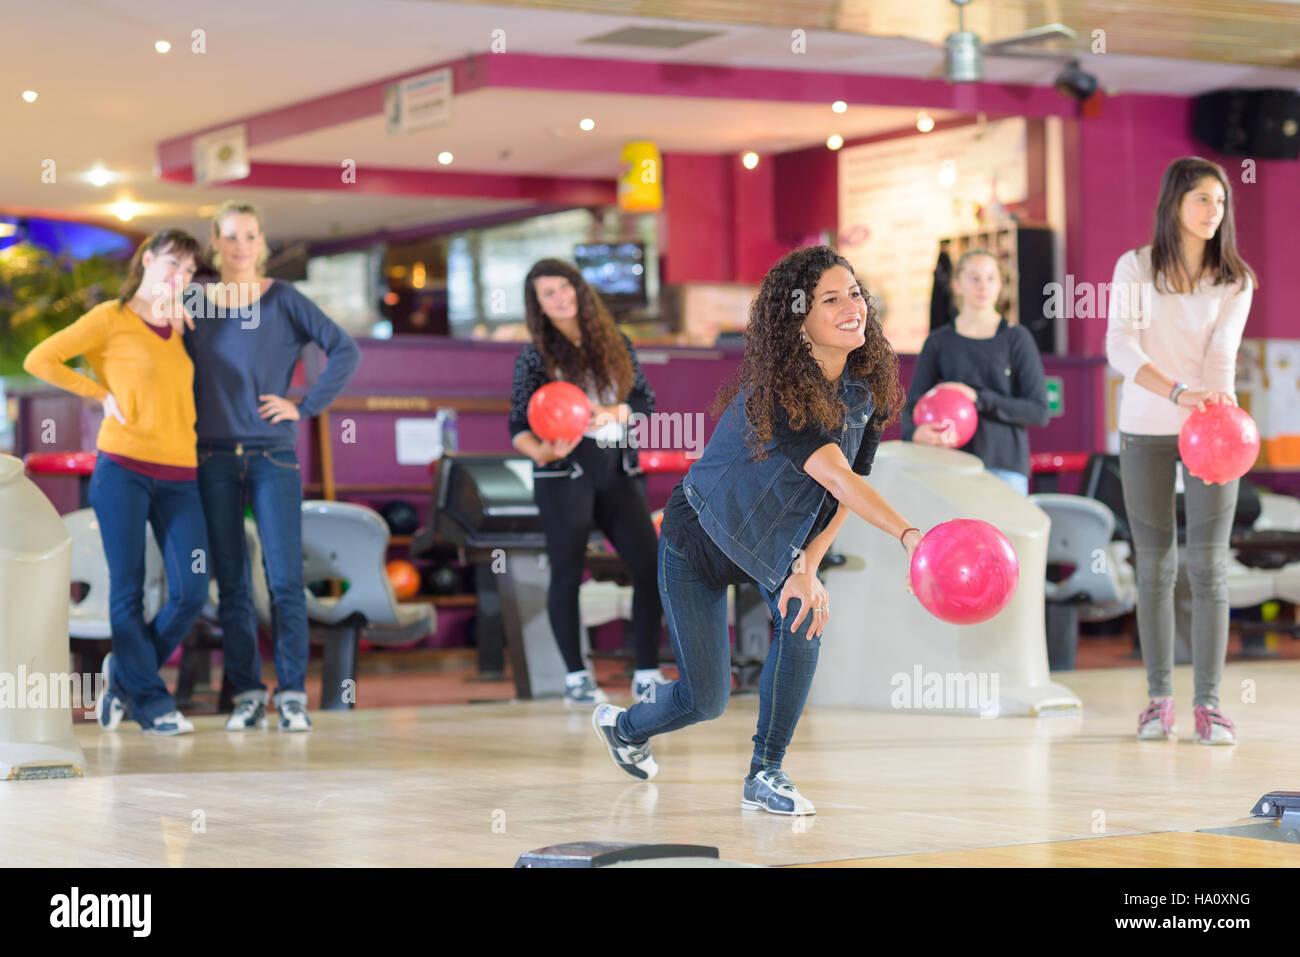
508;332;657;477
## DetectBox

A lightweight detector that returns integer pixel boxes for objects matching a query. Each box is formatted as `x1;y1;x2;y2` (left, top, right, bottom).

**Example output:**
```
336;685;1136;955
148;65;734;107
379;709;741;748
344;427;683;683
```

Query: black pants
533;440;663;672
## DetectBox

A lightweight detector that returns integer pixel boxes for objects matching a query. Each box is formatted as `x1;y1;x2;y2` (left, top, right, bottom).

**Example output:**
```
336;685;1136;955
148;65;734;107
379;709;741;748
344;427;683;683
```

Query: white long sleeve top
1105;245;1253;436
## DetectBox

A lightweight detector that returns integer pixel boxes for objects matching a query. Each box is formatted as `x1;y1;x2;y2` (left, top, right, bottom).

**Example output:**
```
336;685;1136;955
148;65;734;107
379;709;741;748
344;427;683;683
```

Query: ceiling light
113;201;137;222
88;166;112;187
579;118;595;131
155;40;171;54
832;100;847;114
827;135;844;150
917;111;935;133
437;152;453;165
741;152;759;170
21;90;37;103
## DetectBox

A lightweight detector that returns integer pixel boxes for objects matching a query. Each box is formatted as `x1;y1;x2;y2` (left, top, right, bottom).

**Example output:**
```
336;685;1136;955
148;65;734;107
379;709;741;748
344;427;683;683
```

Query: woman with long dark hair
24;229;209;735
593;246;921;815
182;201;360;732
508;259;666;706
1106;156;1257;745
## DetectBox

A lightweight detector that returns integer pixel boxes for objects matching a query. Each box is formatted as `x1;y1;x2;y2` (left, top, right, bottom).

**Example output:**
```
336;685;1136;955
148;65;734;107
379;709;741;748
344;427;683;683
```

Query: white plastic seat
300;500;433;641
203;517;272;626
64;508;163;640
1225;554;1276;608
1276;563;1300;604
1254;491;1300;533
1031;493;1136;621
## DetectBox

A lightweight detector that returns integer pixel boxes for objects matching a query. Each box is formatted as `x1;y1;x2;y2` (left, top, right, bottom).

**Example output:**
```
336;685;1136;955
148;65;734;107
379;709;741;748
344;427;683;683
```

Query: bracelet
1169;382;1188;404
900;527;921;548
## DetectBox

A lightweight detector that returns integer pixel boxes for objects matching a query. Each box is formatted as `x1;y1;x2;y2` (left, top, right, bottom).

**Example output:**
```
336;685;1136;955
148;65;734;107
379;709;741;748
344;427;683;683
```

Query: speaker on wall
1192;88;1300;160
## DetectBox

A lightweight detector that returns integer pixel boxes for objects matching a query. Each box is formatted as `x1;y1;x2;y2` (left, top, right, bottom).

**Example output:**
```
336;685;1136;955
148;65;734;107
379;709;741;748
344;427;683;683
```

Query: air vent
581;26;724;49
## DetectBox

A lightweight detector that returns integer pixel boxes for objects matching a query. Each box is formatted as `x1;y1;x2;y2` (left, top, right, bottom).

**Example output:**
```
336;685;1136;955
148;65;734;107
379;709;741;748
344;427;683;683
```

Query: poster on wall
837;118;1027;354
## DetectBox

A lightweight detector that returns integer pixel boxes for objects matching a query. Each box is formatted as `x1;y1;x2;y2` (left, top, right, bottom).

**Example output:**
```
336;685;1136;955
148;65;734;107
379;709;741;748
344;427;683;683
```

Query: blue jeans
618;536;820;772
197;446;307;694
987;468;1029;495
89;457;210;726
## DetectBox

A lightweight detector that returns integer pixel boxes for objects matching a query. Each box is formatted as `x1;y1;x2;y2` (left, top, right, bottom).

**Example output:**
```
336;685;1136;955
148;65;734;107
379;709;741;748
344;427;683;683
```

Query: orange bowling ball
386;560;420;600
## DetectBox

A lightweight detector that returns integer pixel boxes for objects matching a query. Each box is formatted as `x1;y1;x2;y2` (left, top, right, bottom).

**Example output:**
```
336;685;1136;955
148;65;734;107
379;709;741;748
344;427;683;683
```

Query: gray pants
1119;433;1238;707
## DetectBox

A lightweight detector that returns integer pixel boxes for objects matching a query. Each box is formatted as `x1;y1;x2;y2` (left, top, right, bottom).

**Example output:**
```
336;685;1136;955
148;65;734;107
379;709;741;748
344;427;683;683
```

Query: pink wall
665;92;1298;353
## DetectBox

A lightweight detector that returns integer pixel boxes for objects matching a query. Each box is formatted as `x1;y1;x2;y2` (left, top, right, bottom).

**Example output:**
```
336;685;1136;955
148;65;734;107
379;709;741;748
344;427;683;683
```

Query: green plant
0;242;126;378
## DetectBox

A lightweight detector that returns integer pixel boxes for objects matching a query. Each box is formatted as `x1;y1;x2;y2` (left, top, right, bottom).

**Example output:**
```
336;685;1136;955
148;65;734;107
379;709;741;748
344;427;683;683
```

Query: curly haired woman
592;246;923;815
509;259;666;707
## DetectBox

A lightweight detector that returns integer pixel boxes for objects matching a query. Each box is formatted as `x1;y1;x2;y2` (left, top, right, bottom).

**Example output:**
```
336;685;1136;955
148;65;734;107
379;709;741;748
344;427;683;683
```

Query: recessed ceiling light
21;90;37;103
113;200;137;222
579;118;595;131
88;166;112;187
741;152;759;170
437;152;453;165
155;40;171;54
917;111;935;133
831;100;847;114
827;135;844;150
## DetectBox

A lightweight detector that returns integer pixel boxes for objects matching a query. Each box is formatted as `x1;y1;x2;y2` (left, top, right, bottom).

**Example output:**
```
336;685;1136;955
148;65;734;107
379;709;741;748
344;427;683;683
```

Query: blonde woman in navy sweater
903;249;1049;494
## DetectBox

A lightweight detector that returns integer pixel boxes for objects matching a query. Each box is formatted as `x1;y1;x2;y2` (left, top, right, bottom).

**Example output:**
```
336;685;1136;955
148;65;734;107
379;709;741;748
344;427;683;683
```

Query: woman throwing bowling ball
593;246;923;815
509;259;666;707
1106;156;1256;746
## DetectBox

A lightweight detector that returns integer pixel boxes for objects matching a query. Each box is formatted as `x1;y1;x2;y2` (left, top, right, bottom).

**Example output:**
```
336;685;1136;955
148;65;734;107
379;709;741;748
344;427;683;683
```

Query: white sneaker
275;691;313;732
591;704;658;780
564;672;609;708
143;711;194;736
742;768;816;816
226;690;269;731
96;652;126;731
631;669;671;703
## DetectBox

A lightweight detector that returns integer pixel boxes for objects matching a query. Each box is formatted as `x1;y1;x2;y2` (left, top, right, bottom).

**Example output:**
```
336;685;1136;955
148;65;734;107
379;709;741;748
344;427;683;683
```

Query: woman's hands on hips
778;570;830;639
101;393;126;425
258;395;301;423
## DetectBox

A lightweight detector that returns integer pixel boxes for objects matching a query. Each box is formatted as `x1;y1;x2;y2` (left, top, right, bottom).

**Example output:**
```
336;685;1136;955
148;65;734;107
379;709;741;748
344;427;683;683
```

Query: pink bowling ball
1178;403;1260;485
914;386;978;448
909;519;1019;625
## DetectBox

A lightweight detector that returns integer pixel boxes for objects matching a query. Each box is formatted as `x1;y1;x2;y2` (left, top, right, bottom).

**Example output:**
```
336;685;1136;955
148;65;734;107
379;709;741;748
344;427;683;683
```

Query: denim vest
683;377;875;592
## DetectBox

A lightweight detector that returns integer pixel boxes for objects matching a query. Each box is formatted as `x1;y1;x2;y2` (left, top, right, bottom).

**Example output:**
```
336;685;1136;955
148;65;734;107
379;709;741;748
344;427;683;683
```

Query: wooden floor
3;660;1299;867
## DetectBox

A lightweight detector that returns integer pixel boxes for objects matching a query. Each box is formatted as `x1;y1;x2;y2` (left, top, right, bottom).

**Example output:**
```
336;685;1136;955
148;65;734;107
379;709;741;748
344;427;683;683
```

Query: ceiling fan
879;0;1082;84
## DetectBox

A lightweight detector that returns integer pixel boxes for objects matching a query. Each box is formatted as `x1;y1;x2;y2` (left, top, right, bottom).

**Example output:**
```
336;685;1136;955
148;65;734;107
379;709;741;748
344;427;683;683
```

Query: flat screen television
573;242;648;309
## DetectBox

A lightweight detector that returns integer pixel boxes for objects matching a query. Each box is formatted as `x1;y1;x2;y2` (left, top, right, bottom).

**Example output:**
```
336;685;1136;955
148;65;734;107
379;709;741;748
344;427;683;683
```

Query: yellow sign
619;142;662;213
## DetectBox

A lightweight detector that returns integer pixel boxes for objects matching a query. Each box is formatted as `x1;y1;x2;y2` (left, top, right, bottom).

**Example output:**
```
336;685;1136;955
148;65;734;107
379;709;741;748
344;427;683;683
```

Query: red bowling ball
913;386;978;448
909;519;1019;625
1178;403;1260;485
527;382;591;443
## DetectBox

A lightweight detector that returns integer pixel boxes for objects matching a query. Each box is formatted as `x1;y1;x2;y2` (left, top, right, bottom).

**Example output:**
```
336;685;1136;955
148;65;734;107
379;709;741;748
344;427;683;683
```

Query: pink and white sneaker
1193;705;1237;746
1137;699;1175;740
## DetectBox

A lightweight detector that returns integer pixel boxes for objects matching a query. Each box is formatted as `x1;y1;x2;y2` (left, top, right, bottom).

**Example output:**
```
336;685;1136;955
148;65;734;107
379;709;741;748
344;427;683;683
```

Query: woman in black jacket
509;259;665;706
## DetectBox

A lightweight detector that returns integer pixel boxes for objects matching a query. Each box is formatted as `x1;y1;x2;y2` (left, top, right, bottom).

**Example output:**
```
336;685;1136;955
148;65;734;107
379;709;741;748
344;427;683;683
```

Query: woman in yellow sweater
24;229;210;736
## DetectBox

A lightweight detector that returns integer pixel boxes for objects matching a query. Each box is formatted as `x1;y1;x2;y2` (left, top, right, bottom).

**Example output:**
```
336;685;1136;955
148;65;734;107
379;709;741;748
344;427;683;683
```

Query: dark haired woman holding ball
509;259;665;707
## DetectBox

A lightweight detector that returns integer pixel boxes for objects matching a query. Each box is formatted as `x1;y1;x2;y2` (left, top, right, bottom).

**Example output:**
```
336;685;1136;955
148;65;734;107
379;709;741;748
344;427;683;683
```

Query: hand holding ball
909;519;1019;625
527;382;591;443
1178;403;1260;485
913;386;978;448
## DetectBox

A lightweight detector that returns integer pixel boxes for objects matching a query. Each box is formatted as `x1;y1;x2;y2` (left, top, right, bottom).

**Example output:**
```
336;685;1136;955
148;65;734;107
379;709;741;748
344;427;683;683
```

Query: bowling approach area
4;444;1298;869
4;664;1299;868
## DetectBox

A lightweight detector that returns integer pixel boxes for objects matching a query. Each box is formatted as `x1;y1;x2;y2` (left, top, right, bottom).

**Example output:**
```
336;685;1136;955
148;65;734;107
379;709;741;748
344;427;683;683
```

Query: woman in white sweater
1105;156;1256;745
